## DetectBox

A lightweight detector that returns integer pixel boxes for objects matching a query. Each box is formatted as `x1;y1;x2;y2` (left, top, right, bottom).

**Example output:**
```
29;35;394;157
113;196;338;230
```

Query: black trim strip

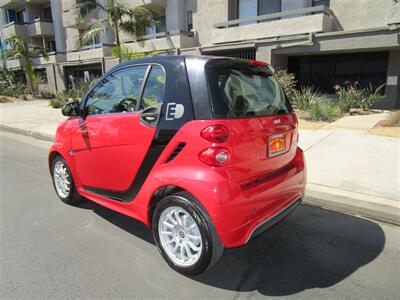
246;198;302;243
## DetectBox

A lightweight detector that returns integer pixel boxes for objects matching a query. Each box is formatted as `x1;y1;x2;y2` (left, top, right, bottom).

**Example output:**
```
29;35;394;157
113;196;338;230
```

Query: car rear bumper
214;147;306;248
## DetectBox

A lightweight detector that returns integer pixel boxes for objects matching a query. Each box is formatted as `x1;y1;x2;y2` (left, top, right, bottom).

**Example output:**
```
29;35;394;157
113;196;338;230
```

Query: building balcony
2;22;27;40
5;53;66;69
0;0;25;9
65;44;113;62
122;30;195;53
26;19;54;37
5;58;22;69
212;6;334;45
31;52;66;65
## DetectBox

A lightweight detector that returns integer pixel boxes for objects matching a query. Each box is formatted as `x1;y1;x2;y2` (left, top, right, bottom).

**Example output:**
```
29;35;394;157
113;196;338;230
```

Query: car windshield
205;59;292;118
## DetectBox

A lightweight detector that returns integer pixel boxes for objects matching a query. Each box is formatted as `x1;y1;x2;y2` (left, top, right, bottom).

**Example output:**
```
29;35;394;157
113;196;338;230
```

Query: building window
43;7;53;21
16;9;26;23
78;29;100;47
258;0;281;15
35;69;48;84
238;0;257;24
288;52;389;94
65;64;102;89
5;9;16;24
145;15;166;36
312;0;330;7
187;10;193;31
47;40;56;52
204;48;256;60
238;0;281;24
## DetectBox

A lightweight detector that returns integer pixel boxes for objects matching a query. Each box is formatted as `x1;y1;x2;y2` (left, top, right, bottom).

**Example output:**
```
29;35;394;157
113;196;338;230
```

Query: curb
1;123;399;225
0;124;54;142
304;183;400;225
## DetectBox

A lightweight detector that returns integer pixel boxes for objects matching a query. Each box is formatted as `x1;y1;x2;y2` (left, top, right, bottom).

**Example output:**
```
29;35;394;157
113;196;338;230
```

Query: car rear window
205;59;293;118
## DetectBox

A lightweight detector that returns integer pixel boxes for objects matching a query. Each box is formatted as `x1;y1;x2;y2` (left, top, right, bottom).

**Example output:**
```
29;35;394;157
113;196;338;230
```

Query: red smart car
49;56;306;275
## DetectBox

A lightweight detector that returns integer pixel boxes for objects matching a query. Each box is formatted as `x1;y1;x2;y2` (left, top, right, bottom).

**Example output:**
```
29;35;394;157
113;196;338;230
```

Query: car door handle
141;113;158;122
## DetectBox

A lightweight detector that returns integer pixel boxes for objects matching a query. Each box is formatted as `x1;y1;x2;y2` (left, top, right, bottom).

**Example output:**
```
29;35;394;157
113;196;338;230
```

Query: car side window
141;65;166;110
85;65;148;115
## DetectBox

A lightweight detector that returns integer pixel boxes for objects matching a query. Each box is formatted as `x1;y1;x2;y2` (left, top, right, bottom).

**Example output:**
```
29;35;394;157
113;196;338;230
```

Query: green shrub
0;66;26;97
112;46;160;61
39;90;55;99
1;84;26;97
387;111;400;127
335;85;359;113
335;83;385;112
291;87;321;110
274;69;297;98
359;84;385;111
49;96;67;108
308;98;339;122
50;79;97;108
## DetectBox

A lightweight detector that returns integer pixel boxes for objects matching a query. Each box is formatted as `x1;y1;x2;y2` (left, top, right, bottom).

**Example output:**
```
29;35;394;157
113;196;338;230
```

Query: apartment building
1;0;399;108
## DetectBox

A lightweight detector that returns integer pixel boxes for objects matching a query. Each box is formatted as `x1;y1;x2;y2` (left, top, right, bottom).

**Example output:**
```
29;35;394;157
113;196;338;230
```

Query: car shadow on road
77;200;155;245
77;201;385;297
194;204;386;296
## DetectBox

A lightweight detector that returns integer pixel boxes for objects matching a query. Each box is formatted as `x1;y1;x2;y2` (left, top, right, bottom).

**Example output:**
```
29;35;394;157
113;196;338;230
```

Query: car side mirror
61;101;80;117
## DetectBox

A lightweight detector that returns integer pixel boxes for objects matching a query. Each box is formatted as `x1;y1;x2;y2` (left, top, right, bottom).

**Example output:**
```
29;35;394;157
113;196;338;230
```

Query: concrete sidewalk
1;100;399;224
0;100;64;141
299;129;400;224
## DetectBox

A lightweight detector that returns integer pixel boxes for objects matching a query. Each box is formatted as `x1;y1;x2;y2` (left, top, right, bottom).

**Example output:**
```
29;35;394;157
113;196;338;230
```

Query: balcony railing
2;18;54;39
212;5;335;44
2;22;27;39
65;43;113;61
214;5;333;28
121;30;195;53
26;18;54;36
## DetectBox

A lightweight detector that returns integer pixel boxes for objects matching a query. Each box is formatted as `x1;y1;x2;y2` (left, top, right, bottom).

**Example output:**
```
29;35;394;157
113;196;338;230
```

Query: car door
71;64;166;200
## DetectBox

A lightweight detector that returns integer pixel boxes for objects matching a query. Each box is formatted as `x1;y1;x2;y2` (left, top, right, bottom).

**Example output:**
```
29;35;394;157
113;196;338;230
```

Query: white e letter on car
166;103;184;120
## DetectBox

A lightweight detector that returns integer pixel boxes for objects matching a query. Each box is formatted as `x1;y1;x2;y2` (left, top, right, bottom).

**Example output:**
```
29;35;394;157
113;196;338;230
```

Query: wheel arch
148;185;185;227
48;151;62;172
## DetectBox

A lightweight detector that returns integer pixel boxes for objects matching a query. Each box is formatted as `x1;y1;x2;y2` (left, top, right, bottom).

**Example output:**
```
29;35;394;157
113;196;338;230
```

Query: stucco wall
190;0;229;46
212;14;331;44
330;0;393;31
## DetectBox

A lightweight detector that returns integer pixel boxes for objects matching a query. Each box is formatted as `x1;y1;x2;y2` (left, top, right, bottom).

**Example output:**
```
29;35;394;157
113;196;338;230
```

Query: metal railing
214;5;333;28
3;17;53;28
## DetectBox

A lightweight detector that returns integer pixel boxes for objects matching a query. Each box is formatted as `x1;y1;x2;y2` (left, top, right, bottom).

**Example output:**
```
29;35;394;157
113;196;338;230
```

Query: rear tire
152;191;224;275
51;156;82;205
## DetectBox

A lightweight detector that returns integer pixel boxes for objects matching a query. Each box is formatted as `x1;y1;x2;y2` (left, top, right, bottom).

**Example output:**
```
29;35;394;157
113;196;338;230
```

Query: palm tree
75;0;157;60
6;36;46;95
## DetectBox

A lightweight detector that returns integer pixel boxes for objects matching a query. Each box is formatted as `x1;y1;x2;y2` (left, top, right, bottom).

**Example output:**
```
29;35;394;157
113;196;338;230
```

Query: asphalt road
1;130;399;300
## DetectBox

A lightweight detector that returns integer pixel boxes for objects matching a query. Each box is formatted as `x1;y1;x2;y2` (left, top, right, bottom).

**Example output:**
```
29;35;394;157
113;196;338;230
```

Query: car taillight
200;125;229;143
198;147;230;167
248;60;268;67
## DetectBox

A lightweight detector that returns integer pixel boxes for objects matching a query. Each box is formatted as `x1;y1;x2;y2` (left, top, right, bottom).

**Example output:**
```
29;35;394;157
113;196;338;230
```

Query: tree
6;36;46;95
75;0;157;60
111;45;160;61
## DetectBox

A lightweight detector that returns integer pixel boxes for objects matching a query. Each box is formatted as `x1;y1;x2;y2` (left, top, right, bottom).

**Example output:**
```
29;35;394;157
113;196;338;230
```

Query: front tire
152;191;224;275
51;156;81;205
